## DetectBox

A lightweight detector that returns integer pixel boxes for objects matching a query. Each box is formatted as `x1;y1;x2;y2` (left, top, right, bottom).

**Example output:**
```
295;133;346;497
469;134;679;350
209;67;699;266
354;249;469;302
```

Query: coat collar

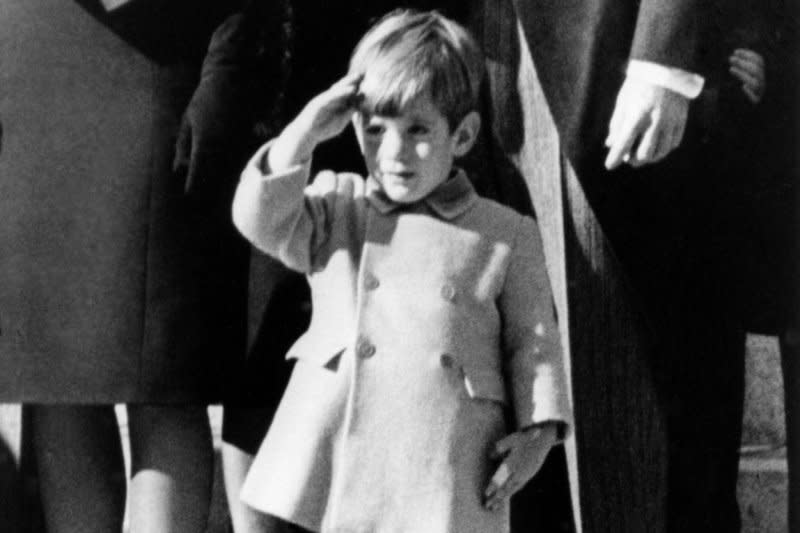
365;168;477;220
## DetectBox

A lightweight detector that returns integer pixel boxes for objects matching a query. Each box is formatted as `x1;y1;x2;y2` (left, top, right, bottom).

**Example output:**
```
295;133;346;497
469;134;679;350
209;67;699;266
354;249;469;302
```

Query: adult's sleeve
630;0;701;73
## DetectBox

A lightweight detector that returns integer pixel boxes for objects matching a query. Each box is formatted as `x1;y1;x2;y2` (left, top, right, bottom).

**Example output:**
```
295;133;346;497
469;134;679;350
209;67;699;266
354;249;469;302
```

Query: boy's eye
408;124;430;135
364;124;384;136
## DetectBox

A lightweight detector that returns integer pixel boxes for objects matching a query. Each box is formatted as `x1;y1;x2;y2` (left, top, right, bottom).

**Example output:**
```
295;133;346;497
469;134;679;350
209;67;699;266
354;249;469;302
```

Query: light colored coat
233;143;572;533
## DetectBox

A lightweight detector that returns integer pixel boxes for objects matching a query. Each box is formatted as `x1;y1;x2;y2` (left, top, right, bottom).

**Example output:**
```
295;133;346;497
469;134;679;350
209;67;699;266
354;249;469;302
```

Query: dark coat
716;0;800;333
502;1;752;531
0;0;286;402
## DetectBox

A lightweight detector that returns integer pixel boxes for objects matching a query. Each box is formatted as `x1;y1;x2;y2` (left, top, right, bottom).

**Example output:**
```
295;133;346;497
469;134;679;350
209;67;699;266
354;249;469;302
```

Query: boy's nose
378;130;406;160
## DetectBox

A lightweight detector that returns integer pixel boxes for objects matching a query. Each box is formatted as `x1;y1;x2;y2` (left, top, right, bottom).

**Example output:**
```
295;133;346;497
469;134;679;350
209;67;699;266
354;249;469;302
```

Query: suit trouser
603;147;746;533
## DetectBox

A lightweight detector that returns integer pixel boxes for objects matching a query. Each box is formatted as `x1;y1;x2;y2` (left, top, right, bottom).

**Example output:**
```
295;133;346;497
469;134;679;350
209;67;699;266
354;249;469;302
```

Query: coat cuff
517;362;573;440
520;420;569;444
244;141;310;182
626;59;705;99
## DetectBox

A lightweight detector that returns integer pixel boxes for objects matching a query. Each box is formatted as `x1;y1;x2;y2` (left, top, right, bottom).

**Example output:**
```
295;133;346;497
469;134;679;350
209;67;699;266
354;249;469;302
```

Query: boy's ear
451;111;481;158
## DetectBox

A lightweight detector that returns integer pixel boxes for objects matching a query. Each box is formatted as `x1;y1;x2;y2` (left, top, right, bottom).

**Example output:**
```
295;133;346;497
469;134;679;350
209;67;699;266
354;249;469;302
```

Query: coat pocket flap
287;334;347;367
462;368;507;405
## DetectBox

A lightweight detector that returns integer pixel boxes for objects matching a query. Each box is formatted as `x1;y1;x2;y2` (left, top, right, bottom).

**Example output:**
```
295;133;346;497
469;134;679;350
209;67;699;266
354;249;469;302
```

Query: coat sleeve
499;215;572;434
629;0;701;73
232;143;339;274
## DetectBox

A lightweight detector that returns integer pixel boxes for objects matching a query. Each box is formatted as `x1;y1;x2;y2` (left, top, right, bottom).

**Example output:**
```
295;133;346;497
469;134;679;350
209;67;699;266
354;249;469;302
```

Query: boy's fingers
320;85;363;114
332;71;364;88
324;73;364;102
484;474;520;511
484;462;512;499
492;462;511;487
491;434;519;459
347;91;365;109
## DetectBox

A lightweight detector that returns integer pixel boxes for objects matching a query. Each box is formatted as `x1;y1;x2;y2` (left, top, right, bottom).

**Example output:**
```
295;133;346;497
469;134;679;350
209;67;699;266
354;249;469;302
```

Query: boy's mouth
380;167;415;180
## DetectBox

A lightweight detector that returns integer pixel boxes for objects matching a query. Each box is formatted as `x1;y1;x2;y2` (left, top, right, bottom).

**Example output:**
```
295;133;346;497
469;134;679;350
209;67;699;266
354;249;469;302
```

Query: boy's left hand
483;424;558;511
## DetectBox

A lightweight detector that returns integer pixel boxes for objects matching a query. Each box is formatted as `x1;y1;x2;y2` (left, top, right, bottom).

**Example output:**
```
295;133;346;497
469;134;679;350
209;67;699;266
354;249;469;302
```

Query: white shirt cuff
626;60;705;99
100;0;132;11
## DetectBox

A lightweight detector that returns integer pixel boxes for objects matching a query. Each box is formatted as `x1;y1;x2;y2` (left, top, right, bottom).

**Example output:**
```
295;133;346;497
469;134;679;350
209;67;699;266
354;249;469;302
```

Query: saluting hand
300;72;364;144
483;424;558;512
268;73;363;172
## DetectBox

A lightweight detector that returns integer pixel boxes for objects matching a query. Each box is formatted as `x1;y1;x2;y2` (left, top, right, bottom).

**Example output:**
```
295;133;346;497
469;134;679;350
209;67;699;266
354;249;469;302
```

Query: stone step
0;404;790;532
743;334;786;447
738;446;789;533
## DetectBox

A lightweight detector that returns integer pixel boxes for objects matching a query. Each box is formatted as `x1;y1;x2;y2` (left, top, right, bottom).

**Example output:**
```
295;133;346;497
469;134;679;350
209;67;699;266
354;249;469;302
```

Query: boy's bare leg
222;442;278;532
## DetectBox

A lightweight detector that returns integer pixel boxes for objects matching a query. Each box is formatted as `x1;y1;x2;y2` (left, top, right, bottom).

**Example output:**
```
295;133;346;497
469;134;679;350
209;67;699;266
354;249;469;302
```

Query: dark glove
173;2;291;195
173;69;261;196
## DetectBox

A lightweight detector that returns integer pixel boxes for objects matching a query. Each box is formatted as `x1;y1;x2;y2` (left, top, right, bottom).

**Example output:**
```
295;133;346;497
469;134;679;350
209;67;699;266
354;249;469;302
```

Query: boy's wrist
268;119;318;172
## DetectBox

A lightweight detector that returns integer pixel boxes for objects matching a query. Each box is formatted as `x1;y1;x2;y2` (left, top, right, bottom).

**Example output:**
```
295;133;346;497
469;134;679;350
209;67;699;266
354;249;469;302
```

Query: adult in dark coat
479;0;753;530
0;0;287;530
726;1;800;529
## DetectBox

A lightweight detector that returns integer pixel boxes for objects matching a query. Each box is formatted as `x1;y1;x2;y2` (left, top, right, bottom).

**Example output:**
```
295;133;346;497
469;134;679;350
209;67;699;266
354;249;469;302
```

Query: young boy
232;10;572;533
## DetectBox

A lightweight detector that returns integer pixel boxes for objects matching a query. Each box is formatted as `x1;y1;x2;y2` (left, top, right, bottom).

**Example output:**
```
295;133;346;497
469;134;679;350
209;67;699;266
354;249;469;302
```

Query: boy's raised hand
729;48;765;104
299;73;364;143
268;73;363;172
483;424;558;512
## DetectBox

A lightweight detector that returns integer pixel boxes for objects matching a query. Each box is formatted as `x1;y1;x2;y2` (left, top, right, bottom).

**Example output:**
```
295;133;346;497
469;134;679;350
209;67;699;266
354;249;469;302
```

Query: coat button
440;353;455;368
364;274;380;291
357;339;376;359
440;284;457;302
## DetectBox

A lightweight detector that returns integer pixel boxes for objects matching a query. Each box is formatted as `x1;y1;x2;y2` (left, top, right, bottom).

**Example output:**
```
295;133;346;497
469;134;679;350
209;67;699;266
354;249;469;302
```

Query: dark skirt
0;0;248;402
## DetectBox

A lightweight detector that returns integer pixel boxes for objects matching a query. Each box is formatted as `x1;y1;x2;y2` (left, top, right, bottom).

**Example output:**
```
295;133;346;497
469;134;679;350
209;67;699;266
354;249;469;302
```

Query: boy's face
354;93;477;204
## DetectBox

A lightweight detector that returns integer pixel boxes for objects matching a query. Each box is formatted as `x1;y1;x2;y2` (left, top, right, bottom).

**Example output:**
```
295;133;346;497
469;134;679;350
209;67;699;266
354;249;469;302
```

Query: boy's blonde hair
348;10;484;129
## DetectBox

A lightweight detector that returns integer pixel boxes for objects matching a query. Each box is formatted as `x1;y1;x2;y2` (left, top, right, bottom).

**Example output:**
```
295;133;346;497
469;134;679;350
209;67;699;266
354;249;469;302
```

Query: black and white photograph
0;1;797;532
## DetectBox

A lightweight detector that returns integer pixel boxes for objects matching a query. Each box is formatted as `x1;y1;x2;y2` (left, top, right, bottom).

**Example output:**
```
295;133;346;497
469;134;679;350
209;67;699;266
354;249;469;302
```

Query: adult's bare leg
29;404;126;533
126;404;213;533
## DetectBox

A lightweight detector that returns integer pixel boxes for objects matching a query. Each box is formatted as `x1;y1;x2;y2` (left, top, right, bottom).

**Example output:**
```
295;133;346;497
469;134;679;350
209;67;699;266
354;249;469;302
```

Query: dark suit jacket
513;0;701;179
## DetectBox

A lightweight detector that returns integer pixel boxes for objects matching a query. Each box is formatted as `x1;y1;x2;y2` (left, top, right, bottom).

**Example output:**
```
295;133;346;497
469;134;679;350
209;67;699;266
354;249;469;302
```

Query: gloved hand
173;70;261;196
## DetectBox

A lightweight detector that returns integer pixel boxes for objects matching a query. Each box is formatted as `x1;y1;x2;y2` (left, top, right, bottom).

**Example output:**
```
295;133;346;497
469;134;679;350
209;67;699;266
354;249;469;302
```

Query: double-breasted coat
233;145;572;533
0;0;287;401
